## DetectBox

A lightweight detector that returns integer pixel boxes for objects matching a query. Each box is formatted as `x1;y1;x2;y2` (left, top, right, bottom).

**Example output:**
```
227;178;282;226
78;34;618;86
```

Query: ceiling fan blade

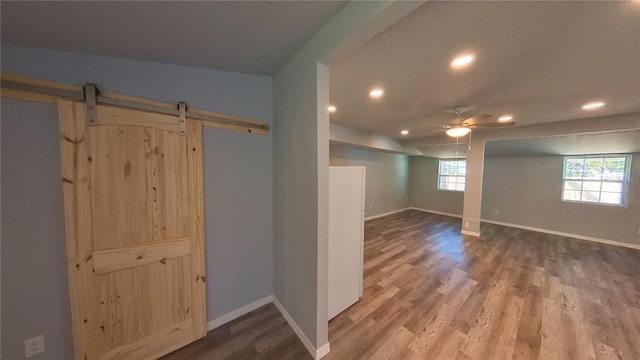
461;114;493;126
415;123;451;129
420;124;449;127
473;121;517;128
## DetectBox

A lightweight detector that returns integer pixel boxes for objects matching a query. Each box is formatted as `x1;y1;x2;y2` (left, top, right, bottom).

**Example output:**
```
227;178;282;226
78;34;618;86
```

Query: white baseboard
461;229;480;237
409;208;477;236
408;207;463;219
481;219;640;250
207;296;331;359
408;207;639;250
365;207;410;221
272;296;329;359
316;342;331;359
207;295;274;331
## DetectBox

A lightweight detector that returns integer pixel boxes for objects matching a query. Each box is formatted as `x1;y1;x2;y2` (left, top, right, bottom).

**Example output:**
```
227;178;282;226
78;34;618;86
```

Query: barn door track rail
0;72;270;135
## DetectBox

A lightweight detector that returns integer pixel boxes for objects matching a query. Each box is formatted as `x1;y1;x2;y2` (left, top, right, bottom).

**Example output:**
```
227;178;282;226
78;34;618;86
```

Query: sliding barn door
57;100;206;360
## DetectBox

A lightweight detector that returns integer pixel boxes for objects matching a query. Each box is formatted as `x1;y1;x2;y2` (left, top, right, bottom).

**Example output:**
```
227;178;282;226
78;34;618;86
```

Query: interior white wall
1;45;273;358
482;154;640;246
331;145;409;218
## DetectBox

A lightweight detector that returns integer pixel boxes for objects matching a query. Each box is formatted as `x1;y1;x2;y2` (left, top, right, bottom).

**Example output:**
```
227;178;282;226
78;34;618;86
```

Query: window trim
561;154;632;207
437;159;466;192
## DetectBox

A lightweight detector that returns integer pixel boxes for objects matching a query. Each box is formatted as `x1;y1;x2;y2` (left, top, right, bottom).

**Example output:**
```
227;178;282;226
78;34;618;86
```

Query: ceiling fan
443;106;515;137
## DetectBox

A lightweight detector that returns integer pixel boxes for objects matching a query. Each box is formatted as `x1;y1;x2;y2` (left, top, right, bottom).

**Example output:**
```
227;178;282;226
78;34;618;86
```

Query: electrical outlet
494;210;500;216
464;221;469;228
24;335;45;358
368;204;372;210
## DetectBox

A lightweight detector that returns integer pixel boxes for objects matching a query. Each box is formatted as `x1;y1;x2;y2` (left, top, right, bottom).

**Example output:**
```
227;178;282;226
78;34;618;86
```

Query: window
562;155;631;206
438;159;466;191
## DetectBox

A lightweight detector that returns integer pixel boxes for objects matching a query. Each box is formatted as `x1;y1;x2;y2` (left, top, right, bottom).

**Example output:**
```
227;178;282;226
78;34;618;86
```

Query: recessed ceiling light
582;101;606;110
401;130;409;135
328;105;336;113
498;115;513;122
451;54;475;68
369;88;384;98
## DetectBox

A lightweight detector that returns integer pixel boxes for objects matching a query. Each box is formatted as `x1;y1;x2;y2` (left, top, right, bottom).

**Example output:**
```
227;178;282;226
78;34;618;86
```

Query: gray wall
408;153;639;246
330;145;409;218
271;2;423;351
409;156;464;216
1;46;273;359
481;154;640;246
203;128;273;319
273;58;324;346
1;99;73;360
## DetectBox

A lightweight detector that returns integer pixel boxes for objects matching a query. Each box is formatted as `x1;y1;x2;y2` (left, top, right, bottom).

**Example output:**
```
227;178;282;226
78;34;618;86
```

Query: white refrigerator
328;166;365;320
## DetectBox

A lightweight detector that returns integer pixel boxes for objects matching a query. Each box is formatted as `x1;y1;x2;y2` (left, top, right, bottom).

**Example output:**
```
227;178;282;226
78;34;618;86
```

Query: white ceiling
0;1;348;75
330;1;640;140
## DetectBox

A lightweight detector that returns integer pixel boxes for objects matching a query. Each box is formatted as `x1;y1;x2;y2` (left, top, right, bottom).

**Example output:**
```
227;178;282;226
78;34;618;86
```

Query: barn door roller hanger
84;83;98;126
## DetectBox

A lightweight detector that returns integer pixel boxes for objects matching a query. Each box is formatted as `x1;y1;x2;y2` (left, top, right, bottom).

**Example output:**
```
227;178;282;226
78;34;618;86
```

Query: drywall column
461;136;486;236
272;2;424;358
274;59;325;352
316;63;330;351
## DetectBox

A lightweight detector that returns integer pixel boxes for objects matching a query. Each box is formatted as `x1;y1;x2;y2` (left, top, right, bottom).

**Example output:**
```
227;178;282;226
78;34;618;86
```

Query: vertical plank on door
58;99;97;360
186;119;207;339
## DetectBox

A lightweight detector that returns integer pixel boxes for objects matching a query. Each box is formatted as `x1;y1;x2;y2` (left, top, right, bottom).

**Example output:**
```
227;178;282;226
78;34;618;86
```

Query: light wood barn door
57;100;206;360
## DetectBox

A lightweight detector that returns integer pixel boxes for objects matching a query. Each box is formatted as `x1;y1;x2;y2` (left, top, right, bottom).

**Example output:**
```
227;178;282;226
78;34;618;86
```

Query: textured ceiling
3;0;639;157
415;130;640;159
484;130;640;158
0;1;348;75
330;1;640;140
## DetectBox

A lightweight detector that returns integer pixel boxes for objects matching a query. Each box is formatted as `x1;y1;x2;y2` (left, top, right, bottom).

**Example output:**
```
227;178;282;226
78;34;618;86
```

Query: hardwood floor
161;302;312;360
164;209;640;360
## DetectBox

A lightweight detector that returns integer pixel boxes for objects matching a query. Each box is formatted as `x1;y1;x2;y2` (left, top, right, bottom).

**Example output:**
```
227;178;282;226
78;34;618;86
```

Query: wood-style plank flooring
163;210;640;360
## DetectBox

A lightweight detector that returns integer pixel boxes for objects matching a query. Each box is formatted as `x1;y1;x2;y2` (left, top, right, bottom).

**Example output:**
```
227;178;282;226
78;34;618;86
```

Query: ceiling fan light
446;127;471;137
581;101;605;110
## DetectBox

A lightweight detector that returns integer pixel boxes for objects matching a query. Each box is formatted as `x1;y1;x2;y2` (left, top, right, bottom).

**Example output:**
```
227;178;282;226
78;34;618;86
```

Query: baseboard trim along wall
272;296;329;360
461;230;481;237
408;207;462;219
207;295;274;331
365;207;411;221
481;219;640;251
316;342;331;359
408;207;639;250
207;296;330;359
